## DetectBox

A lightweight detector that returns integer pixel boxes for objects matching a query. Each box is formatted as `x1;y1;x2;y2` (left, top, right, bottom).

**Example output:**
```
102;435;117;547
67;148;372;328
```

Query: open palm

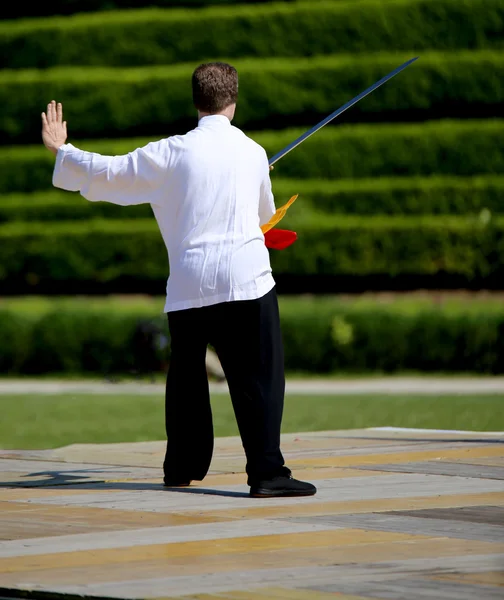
42;100;67;155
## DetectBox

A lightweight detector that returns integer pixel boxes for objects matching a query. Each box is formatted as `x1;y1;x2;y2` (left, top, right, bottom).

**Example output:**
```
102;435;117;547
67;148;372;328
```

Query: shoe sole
250;489;316;498
163;483;191;487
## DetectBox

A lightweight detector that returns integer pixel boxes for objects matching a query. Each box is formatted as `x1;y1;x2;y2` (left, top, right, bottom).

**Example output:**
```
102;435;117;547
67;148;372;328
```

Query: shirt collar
198;114;232;127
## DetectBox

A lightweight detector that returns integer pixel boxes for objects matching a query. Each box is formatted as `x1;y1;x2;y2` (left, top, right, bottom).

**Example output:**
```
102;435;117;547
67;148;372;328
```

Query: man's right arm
258;150;276;226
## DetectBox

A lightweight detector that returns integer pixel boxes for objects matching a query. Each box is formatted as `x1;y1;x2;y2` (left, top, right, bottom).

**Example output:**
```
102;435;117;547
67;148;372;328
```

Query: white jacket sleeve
258;150;276;226
52;140;171;206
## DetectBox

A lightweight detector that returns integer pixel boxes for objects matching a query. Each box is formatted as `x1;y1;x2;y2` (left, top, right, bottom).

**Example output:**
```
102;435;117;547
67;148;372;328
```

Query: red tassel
264;228;297;250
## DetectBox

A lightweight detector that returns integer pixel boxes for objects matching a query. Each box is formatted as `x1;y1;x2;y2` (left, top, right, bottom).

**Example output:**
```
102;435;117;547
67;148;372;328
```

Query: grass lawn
1;393;503;449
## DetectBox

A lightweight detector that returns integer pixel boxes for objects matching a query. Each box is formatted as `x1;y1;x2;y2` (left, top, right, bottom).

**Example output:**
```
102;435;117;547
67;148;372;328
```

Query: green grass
1;393;502;449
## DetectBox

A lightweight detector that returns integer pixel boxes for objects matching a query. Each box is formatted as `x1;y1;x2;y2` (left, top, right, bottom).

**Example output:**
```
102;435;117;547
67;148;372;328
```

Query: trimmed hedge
0;0;332;20
278;176;504;216
279;299;504;374
2;119;504;194
1;50;503;143
2;0;503;69
3;175;504;223
1;297;503;374
0;220;167;286
0;190;151;222
0;305;168;375
272;214;504;279
262;119;504;181
1;216;503;289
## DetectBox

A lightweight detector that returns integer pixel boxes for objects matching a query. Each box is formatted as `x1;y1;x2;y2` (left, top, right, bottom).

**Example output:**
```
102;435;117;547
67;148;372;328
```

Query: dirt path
1;377;504;395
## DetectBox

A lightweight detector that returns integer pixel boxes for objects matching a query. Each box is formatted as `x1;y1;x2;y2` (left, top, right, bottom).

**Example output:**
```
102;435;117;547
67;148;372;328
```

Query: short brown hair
192;62;238;114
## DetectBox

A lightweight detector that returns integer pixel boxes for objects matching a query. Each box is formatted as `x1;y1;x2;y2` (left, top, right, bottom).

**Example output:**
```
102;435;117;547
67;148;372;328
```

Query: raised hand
42;100;67;155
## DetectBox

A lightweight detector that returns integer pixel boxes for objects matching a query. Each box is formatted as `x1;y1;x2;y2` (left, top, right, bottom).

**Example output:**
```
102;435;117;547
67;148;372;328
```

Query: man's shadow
0;468;249;497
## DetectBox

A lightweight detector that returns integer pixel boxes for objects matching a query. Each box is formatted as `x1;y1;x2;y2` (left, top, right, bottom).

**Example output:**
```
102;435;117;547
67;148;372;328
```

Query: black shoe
163;478;191;487
249;475;317;498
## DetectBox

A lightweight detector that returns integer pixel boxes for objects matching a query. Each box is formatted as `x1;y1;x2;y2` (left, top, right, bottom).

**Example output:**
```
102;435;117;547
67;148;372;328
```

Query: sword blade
268;56;419;166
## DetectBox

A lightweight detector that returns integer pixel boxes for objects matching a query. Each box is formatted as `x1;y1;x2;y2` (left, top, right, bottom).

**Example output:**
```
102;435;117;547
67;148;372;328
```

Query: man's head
192;62;238;119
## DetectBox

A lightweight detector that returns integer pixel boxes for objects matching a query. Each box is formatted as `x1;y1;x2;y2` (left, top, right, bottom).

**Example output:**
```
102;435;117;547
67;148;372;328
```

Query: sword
268;56;419;167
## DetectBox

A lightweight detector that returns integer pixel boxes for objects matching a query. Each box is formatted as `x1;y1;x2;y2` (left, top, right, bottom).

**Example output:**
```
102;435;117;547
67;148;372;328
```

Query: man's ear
227;103;237;120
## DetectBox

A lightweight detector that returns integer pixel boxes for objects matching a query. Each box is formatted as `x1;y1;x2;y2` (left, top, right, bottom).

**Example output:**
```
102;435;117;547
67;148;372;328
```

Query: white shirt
53;115;277;312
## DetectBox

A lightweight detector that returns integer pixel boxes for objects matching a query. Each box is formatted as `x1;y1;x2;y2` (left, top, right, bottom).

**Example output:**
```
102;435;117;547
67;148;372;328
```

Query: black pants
163;287;287;485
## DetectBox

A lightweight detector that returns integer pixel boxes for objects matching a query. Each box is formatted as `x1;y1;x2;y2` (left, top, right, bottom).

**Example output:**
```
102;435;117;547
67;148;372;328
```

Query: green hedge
3;175;504;223
280;299;504;374
0;0;332;20
2;119;503;194
272;214;504;279
278;176;504;216
0;305;168;375
0;220;166;286
1;50;503;143
263;119;504;181
1;297;503;374
0;190;150;222
2;0;502;69
1;216;503;289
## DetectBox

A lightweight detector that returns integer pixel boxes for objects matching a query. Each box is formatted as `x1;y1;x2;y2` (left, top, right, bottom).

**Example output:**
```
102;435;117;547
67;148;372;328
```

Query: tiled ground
1;428;503;599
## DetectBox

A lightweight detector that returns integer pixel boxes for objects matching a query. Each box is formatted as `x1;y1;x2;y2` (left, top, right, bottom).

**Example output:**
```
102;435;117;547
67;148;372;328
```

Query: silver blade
268;56;419;166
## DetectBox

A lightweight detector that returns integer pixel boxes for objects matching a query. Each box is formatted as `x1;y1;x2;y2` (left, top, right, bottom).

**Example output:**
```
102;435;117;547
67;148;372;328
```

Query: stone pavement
1;428;503;599
2;376;504;396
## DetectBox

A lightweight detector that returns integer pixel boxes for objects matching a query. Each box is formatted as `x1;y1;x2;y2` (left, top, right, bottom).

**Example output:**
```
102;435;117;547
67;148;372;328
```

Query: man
41;62;316;498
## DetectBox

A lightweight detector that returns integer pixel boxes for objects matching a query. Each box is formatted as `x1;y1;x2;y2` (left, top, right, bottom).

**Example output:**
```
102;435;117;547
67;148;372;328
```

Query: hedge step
1;49;503;143
1;118;504;193
1;0;501;69
0;216;502;287
1;295;503;374
2;175;504;222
